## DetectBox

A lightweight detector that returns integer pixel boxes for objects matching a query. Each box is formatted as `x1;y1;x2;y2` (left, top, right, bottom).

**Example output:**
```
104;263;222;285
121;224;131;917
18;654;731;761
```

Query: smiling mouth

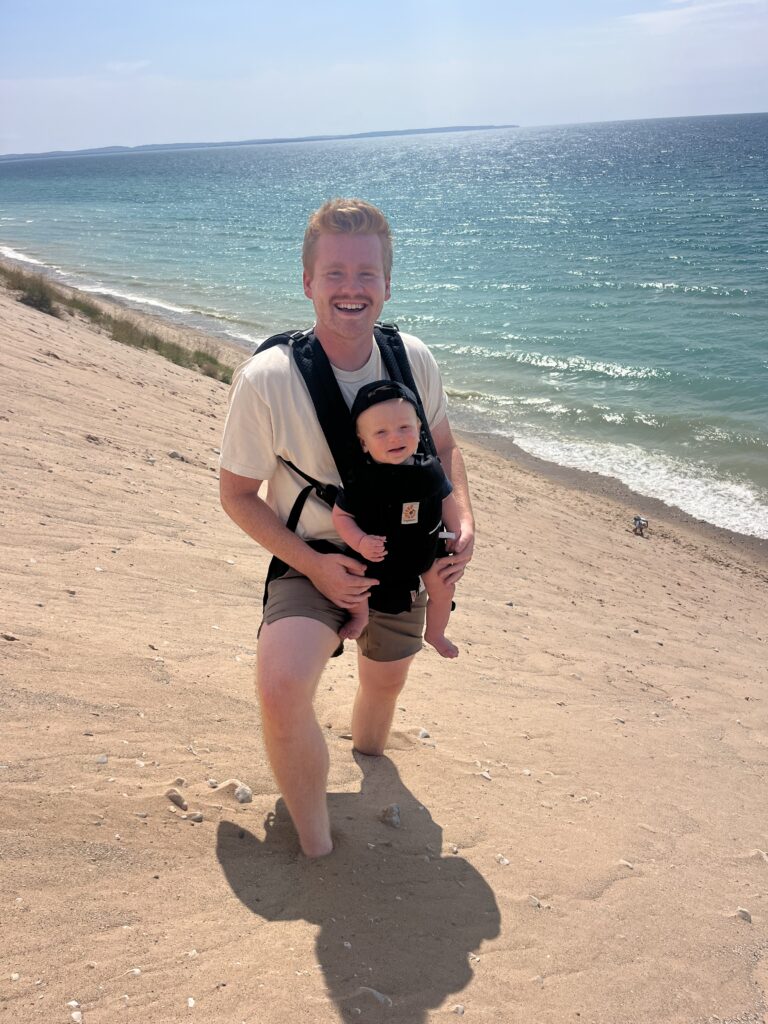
334;302;366;312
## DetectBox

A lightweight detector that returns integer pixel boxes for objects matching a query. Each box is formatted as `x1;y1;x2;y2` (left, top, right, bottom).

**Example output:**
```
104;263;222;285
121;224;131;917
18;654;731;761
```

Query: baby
331;380;460;658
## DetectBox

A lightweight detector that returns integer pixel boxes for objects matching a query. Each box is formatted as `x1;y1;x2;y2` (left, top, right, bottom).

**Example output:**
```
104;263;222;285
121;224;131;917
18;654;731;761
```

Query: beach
2;279;767;1023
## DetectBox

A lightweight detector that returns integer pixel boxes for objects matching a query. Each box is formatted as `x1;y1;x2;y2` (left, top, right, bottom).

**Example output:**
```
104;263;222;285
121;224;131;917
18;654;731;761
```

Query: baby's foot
339;613;368;642
424;630;459;659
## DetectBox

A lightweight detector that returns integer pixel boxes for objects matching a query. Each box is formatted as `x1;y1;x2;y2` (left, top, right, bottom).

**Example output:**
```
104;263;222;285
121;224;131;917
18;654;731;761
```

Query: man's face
303;232;391;346
356;399;420;465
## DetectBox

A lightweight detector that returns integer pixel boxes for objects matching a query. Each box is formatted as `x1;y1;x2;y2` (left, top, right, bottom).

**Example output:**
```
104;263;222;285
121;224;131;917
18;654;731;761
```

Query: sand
1;283;766;1023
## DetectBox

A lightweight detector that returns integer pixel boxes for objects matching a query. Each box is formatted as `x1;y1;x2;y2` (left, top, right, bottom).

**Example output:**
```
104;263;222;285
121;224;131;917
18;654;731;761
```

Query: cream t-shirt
219;332;448;544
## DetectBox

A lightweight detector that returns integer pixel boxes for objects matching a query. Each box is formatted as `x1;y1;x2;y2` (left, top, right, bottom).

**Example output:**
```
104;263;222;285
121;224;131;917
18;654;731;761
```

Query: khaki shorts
261;568;427;662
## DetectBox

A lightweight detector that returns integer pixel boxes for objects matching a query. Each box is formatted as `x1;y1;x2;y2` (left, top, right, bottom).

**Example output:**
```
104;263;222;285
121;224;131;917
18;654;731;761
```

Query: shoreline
465;429;768;568
2;250;766;557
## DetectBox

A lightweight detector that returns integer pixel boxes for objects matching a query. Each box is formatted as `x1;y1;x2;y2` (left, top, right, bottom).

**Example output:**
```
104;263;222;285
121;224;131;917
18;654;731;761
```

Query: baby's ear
358;435;368;453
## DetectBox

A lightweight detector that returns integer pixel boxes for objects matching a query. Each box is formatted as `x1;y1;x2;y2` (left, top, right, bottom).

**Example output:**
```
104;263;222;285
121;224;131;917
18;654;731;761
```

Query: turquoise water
2;114;767;538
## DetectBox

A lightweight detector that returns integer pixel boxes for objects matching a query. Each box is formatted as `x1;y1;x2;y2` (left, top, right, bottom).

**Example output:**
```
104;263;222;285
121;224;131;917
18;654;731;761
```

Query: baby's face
356;399;420;465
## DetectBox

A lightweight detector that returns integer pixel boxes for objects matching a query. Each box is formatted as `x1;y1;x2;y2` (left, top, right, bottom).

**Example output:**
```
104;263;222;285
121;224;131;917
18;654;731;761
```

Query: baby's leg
339;597;370;642
422;565;458;658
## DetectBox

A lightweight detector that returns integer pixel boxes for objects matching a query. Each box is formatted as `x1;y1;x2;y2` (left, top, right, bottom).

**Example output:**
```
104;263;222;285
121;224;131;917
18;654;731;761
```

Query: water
2;114;767;539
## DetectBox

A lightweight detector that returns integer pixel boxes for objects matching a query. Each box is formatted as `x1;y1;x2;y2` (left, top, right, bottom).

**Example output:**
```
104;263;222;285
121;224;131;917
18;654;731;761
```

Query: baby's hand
359;535;387;562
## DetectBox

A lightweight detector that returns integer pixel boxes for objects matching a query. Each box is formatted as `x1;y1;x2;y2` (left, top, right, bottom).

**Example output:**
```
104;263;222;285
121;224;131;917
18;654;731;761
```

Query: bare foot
339;614;367;642
300;836;334;858
425;631;459;658
339;606;370;638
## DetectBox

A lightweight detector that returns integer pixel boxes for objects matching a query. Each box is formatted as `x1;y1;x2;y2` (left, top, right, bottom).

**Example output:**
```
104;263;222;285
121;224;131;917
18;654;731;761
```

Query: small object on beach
450;844;459;855
168;450;188;462
189;812;204;823
496;854;510;865
528;895;542;908
418;727;430;739
11;973;20;982
67;1000;80;1009
480;770;492;781
126;967;141;976
71;1013;83;1024
343;941;352;949
2;632;19;641
134;812;148;819
166;788;188;810
96;754;108;765
522;768;532;776
380;803;401;828
737;907;752;923
85;433;101;444
94;566;104;573
356;986;392;1006
632;515;649;537
618;859;634;869
207;778;219;788
234;783;253;804
173;777;187;787
187;997;196;1008
452;1005;465;1015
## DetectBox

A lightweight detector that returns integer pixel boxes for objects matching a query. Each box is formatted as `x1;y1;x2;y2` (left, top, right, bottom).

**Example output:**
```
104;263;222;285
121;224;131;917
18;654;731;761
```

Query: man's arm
219;469;375;609
431;416;474;585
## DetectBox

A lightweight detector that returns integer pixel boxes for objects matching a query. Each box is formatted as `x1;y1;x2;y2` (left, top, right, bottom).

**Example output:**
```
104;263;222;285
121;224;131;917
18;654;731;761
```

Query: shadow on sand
216;753;500;1021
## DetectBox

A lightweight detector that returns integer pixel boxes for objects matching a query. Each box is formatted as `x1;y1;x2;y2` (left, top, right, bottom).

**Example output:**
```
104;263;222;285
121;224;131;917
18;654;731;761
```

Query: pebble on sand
166;788;188;811
380;804;401;828
214;779;253;803
737;907;752;923
356;987;393;1007
418;728;430;739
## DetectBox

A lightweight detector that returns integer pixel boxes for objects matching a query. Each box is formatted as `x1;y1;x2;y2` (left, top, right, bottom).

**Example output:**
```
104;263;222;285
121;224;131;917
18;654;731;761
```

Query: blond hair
302;198;393;277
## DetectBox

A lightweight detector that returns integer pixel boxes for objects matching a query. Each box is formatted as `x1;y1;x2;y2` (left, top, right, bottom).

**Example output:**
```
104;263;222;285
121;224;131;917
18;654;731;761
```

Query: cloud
103;60;151;75
623;0;768;33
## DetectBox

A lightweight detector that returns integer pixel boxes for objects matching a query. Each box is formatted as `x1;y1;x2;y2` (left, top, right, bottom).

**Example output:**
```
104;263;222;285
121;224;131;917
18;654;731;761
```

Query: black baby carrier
253;323;439;615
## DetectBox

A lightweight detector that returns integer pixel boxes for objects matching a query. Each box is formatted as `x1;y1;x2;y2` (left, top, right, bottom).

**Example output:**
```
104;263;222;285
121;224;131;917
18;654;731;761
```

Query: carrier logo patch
401;501;419;525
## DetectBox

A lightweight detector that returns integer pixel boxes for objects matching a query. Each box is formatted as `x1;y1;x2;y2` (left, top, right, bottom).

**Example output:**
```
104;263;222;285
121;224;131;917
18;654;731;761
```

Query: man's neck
315;327;375;372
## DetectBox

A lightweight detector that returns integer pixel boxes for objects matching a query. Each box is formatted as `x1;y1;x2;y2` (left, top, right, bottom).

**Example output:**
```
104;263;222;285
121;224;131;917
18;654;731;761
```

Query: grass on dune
0;263;233;384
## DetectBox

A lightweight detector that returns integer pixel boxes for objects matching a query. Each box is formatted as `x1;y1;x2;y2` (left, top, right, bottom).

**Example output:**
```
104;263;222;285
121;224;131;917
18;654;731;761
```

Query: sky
1;0;766;155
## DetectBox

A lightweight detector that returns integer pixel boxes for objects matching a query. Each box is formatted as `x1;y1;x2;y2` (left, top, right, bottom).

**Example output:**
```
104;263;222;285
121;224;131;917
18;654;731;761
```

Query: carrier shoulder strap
373;324;437;457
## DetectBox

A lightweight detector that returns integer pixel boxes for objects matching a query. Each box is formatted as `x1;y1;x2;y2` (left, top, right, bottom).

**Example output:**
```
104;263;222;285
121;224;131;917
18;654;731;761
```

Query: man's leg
351;652;415;756
257;616;340;857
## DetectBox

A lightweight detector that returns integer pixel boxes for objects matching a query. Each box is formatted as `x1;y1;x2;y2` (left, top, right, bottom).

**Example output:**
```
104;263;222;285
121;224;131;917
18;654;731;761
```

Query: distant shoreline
0;124;518;164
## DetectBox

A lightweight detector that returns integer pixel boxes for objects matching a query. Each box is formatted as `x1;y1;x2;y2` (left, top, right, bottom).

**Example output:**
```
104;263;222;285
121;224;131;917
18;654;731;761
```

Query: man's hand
307;552;378;610
358;535;387;562
435;519;474;586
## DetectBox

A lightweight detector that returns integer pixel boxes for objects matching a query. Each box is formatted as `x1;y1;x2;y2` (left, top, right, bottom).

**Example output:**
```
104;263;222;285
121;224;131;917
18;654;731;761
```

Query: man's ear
303;269;313;299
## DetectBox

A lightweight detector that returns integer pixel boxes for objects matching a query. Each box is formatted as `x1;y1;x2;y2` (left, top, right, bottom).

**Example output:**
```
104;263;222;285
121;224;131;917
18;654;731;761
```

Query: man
219;199;474;857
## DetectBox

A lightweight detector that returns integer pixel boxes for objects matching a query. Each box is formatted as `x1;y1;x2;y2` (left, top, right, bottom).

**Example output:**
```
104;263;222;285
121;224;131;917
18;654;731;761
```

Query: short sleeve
219;368;279;480
401;334;448;429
